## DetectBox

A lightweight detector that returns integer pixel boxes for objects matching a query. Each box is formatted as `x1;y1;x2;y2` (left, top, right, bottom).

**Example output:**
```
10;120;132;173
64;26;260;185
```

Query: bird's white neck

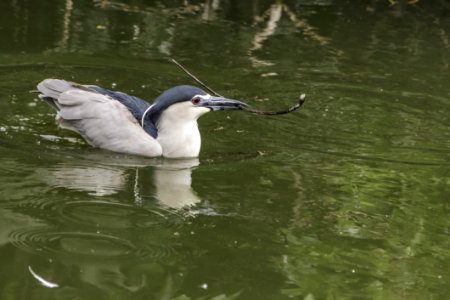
156;102;208;158
157;120;201;158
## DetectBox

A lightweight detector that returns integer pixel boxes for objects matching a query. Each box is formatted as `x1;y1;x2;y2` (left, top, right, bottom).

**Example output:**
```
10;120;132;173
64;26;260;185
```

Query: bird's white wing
56;89;162;157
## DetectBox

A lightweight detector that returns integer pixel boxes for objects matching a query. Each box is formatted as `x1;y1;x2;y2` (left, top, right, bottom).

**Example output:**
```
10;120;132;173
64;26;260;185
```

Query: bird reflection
40;165;127;197
153;159;201;208
4;155;202;295
38;154;201;209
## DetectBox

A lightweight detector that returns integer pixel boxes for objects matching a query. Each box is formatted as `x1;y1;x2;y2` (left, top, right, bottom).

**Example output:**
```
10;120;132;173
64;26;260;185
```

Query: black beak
198;96;249;111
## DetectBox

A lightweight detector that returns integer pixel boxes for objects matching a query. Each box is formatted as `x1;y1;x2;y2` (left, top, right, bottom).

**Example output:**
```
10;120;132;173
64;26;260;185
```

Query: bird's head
148;85;248;125
145;85;249;158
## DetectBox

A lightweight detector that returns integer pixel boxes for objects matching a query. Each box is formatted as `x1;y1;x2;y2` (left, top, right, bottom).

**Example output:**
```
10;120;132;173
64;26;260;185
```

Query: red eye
191;97;201;105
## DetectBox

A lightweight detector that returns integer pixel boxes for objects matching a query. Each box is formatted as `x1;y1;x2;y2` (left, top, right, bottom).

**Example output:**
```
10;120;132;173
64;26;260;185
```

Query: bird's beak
198;96;249;111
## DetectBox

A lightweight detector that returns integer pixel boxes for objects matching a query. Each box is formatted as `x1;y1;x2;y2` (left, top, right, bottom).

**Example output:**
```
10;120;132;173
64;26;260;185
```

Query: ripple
16;199;187;230
256;80;450;166
9;227;176;260
56;200;178;229
10;227;135;258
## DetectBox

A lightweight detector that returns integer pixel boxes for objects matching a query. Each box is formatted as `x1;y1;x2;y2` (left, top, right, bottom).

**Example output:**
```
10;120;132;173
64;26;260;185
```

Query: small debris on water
28;266;59;288
261;72;278;77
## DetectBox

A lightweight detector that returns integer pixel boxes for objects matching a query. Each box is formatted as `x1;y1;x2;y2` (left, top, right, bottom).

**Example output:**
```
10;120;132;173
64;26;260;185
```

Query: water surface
0;1;449;299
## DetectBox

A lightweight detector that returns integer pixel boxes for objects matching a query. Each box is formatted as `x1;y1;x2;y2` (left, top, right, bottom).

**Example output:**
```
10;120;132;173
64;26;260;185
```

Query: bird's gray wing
38;79;159;138
87;86;158;138
37;79;162;157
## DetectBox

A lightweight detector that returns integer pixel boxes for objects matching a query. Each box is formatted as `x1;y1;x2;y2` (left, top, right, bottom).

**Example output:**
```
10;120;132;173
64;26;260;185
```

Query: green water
0;1;449;299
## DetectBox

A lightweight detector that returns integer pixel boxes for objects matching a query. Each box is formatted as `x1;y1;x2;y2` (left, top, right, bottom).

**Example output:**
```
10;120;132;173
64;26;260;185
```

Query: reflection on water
0;154;201;295
4;157;201;297
153;159;201;209
0;0;450;299
38;165;127;196
249;1;332;66
38;157;200;208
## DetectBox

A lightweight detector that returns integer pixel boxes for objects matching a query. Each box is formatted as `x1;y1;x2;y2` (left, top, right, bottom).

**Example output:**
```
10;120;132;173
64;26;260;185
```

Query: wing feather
37;79;162;157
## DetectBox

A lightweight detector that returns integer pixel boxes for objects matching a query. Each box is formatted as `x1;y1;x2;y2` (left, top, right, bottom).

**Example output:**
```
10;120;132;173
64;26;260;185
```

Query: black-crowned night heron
37;79;248;158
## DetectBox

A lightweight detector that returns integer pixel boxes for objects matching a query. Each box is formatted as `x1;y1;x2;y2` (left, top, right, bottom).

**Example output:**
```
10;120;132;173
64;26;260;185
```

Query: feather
37;79;162;157
88;86;159;138
37;79;159;138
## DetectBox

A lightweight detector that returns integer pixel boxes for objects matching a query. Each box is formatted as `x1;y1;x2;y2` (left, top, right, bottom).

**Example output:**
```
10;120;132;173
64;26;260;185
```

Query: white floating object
28;266;59;288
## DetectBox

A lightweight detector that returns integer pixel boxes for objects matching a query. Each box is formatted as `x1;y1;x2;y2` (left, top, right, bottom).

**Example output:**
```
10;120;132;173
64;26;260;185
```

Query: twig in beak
170;58;223;97
240;94;306;115
170;58;307;115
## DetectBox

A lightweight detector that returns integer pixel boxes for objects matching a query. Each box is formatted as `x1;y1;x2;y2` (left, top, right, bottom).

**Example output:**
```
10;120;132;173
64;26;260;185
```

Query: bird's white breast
157;120;202;158
156;101;209;158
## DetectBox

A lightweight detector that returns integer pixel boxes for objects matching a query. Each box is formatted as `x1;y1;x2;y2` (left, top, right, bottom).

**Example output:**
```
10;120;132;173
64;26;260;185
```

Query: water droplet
111;83;117;88
199;283;208;290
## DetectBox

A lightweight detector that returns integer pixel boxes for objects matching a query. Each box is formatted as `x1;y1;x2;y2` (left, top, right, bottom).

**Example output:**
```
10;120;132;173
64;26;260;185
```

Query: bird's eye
191;97;201;105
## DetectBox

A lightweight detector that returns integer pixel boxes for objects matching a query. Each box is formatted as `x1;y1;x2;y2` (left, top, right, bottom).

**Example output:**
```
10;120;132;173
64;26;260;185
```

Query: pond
0;0;449;299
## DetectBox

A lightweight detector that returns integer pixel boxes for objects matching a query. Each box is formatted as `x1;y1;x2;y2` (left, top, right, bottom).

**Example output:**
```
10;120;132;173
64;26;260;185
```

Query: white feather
61;90;162;157
156;101;209;158
39;83;162;157
37;79;72;101
28;266;59;288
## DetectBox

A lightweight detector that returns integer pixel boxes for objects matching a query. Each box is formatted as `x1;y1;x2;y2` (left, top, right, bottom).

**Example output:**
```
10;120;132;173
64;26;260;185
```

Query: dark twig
240;94;306;115
170;58;223;97
170;58;307;115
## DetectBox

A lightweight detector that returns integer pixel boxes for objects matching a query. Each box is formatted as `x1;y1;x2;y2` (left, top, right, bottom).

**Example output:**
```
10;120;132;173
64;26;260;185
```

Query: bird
37;79;247;158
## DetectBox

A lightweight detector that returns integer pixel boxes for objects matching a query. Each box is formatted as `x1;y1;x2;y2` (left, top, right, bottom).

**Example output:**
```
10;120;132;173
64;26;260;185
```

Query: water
0;0;449;299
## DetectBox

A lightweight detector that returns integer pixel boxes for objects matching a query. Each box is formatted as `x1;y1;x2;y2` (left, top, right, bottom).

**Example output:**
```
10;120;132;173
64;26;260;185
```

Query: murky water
0;1;449;299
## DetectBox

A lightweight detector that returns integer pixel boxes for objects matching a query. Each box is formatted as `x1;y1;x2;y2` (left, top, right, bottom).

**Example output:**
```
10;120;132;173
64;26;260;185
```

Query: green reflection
0;0;449;299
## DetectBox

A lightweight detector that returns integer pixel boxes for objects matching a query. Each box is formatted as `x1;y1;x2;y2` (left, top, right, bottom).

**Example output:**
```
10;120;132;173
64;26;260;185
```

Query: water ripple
253;80;450;166
55;200;182;229
10;227;136;258
9;227;176;260
15;199;187;230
